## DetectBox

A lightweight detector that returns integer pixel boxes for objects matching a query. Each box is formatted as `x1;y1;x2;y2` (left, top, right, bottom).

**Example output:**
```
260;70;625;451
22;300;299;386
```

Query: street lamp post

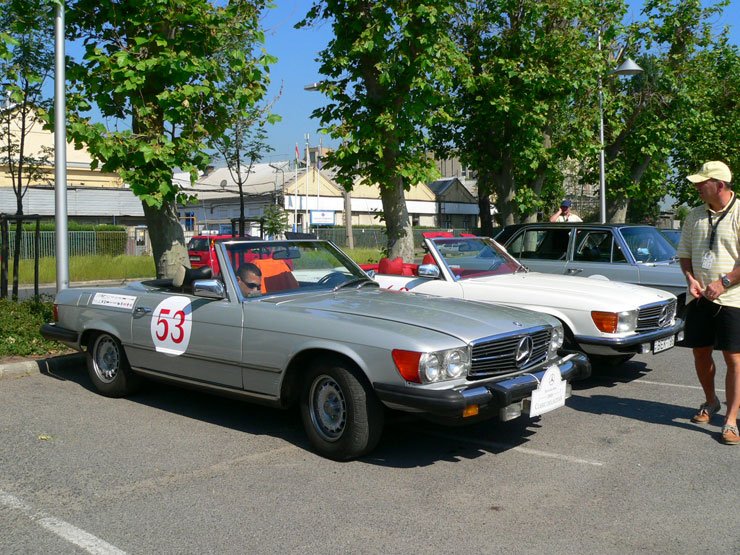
303;81;354;249
598;34;643;223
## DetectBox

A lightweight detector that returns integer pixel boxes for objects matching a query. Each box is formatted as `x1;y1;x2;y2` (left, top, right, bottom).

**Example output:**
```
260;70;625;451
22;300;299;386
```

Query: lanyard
707;194;736;251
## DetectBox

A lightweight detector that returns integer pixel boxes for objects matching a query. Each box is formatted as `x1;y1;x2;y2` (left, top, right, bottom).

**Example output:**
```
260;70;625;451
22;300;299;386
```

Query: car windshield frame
429;237;524;281
216;239;371;300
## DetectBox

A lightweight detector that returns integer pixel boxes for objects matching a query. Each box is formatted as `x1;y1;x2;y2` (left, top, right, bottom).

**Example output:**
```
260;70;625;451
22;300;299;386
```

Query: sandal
721;424;740;445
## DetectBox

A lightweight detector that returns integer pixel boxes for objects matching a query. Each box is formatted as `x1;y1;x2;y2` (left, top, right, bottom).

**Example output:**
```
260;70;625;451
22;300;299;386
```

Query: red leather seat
252;259;299;294
421;253;436;265
378;257;404;275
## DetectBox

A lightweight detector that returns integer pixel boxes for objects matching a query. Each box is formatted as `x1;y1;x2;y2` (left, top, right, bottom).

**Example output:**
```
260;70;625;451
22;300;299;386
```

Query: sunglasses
239;277;261;290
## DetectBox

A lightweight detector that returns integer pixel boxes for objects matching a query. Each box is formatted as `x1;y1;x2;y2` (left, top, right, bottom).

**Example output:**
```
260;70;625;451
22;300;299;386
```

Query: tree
669;41;739;206
599;0;731;222
212;103;279;238
0;0;54;298
441;0;614;228
65;0;273;278
262;203;289;237
301;1;464;261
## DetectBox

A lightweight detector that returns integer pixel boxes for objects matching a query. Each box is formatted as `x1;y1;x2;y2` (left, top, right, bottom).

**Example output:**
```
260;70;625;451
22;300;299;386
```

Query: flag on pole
295;144;300;164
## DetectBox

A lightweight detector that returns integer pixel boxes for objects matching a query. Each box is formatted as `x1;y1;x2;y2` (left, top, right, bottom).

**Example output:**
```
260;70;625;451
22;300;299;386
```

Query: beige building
0;106;122;189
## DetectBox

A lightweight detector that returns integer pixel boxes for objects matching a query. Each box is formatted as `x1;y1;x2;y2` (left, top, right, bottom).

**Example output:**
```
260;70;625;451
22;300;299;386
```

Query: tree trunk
493;151;517;226
142;201;188;279
476;171;495;236
379;178;414;262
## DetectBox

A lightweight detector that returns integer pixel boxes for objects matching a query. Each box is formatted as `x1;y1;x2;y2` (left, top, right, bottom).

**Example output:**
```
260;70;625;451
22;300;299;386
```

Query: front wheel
86;332;140;397
300;359;384;460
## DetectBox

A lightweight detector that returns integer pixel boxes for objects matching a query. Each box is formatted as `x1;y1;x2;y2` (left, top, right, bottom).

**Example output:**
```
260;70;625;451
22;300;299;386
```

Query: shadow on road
40;355;550;467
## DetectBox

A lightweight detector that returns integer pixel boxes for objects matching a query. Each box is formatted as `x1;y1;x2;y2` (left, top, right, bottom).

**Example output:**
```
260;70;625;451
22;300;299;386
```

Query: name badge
701;250;715;270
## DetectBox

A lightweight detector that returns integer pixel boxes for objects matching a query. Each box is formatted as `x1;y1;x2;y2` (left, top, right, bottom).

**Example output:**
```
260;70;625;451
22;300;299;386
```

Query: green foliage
262;204;289;237
0;297;66;357
64;0;273;209
301;0;464;259
6;255;155;284
440;0;614;225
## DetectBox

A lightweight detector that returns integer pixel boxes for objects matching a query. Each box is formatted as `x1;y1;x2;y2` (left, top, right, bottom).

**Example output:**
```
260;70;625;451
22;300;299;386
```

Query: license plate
528;365;567;417
653;335;675;354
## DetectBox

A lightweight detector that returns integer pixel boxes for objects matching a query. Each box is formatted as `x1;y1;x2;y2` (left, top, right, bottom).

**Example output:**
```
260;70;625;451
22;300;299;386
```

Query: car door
505;227;571;274
564;228;640;283
128;291;244;388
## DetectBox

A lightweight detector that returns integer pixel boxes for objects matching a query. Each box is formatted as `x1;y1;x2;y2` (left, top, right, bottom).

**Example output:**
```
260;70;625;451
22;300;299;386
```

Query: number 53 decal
150;297;193;356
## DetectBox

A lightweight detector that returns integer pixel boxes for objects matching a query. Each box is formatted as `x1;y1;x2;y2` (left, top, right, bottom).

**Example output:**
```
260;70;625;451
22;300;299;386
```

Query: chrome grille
636;299;677;332
470;327;551;379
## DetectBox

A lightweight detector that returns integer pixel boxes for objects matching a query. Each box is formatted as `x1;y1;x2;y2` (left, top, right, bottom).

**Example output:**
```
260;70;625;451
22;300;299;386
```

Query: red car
187;234;236;275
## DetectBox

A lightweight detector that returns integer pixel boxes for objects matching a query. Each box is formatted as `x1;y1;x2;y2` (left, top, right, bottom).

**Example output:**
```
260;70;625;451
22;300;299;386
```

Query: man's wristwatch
721;275;732;288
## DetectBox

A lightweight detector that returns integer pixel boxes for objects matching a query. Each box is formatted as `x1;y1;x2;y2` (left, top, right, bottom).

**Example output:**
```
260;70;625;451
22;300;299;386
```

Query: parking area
0;346;737;554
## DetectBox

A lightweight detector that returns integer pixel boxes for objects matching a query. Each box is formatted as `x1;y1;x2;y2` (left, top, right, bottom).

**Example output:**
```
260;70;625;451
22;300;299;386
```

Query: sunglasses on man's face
239;278;261;290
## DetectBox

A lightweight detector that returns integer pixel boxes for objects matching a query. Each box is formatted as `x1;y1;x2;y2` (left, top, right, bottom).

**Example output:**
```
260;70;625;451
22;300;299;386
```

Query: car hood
263;288;555;343
461;272;675;310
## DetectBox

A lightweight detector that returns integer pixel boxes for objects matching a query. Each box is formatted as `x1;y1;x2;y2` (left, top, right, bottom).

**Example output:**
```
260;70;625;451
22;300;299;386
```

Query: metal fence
0;231;129;259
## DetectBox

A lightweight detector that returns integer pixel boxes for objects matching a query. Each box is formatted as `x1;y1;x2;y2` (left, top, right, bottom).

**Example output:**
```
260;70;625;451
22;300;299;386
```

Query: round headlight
445;349;467;379
550;325;564;351
421;353;441;382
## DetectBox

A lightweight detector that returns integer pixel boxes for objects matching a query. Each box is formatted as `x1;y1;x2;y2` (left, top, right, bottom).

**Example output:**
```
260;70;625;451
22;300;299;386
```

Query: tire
86;332;141;397
300;358;384;461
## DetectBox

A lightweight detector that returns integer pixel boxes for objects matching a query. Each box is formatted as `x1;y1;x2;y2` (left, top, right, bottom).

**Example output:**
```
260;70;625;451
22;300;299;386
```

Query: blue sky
260;0;739;160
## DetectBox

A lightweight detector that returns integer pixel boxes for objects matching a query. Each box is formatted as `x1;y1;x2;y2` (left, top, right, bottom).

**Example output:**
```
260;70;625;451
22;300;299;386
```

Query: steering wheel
317;272;347;287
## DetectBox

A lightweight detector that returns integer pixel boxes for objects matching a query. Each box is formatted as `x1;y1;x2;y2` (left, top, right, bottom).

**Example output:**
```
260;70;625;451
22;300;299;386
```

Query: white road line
0;490;126;555
422;431;604;466
633;379;725;392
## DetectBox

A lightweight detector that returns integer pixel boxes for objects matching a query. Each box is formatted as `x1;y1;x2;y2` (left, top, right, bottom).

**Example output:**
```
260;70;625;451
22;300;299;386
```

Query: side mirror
193;279;226;299
417;264;440;279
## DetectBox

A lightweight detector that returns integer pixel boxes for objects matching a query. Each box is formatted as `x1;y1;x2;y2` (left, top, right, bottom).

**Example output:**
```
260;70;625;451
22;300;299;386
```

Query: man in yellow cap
677;161;740;445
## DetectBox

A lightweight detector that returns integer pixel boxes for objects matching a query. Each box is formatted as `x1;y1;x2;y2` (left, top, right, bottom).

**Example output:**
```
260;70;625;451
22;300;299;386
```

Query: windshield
220;240;370;296
619;227;677;263
430;237;522;279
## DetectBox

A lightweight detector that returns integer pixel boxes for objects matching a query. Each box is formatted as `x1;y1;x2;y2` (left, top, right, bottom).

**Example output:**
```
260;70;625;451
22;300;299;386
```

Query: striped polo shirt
677;192;740;308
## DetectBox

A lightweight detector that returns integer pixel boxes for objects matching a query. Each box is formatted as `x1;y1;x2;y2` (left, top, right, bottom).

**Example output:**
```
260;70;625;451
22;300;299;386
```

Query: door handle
133;306;152;318
566;268;583;275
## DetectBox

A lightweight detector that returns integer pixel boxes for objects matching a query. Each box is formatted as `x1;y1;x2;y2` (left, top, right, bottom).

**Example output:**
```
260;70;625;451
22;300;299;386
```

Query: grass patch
0;297;71;357
6;255;156;284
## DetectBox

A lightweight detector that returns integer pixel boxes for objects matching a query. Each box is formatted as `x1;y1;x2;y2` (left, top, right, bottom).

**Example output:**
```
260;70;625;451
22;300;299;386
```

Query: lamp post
304;82;354;248
598;34;643;223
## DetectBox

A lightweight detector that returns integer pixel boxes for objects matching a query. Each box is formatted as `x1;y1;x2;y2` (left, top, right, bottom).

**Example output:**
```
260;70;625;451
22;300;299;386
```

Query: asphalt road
1;347;738;554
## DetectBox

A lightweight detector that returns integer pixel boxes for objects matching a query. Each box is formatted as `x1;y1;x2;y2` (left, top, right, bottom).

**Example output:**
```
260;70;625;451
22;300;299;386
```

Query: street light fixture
598;43;643;223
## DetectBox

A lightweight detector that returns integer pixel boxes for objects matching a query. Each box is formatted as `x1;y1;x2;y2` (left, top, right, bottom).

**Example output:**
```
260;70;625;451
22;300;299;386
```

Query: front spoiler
373;352;590;417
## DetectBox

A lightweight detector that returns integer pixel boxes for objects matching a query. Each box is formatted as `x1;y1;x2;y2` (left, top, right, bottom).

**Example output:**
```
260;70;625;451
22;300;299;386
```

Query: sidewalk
0;352;86;381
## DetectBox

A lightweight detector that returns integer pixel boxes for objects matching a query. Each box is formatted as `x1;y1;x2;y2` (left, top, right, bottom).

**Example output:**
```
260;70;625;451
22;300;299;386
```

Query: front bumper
373;352;590;419
573;318;684;354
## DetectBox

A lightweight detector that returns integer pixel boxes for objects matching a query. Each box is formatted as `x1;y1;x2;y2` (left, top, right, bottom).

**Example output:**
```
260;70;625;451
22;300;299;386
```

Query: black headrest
173;265;213;288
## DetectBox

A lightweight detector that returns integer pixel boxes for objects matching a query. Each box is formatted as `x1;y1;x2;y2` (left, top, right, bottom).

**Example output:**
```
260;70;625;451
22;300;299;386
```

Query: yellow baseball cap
686;161;732;183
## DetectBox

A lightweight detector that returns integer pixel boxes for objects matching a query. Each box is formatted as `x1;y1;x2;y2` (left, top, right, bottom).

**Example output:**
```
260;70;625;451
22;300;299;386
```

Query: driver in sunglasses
236;263;263;298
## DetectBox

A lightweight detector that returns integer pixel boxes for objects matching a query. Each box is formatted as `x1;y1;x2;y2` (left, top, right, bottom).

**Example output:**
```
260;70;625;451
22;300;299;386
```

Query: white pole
598;29;606;224
54;3;69;291
294;144;298;232
316;137;321;211
304;134;310;232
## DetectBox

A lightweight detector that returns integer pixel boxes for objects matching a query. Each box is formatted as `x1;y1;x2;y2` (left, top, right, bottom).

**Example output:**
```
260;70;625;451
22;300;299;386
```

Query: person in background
677;160;740;446
236;263;262;298
549;199;582;222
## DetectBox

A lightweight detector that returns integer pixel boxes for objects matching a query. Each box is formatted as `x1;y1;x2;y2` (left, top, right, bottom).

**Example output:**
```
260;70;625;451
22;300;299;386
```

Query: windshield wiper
333;277;379;291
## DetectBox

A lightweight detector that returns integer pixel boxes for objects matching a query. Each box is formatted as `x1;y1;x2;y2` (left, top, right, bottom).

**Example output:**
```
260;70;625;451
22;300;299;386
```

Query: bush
0;297;69;357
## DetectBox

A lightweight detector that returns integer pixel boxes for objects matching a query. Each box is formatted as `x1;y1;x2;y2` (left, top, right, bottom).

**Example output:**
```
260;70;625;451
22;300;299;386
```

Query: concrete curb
0;353;86;381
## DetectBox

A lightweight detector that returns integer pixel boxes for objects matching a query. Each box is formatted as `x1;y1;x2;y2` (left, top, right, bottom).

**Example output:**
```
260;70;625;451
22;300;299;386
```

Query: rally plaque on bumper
526;365;567;417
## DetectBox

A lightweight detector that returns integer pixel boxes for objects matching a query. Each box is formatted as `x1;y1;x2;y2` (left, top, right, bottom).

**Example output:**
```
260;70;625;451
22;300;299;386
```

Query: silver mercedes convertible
41;239;590;460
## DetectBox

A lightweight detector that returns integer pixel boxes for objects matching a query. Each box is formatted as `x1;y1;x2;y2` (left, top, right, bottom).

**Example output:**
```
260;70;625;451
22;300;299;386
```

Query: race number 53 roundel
150;296;193;356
